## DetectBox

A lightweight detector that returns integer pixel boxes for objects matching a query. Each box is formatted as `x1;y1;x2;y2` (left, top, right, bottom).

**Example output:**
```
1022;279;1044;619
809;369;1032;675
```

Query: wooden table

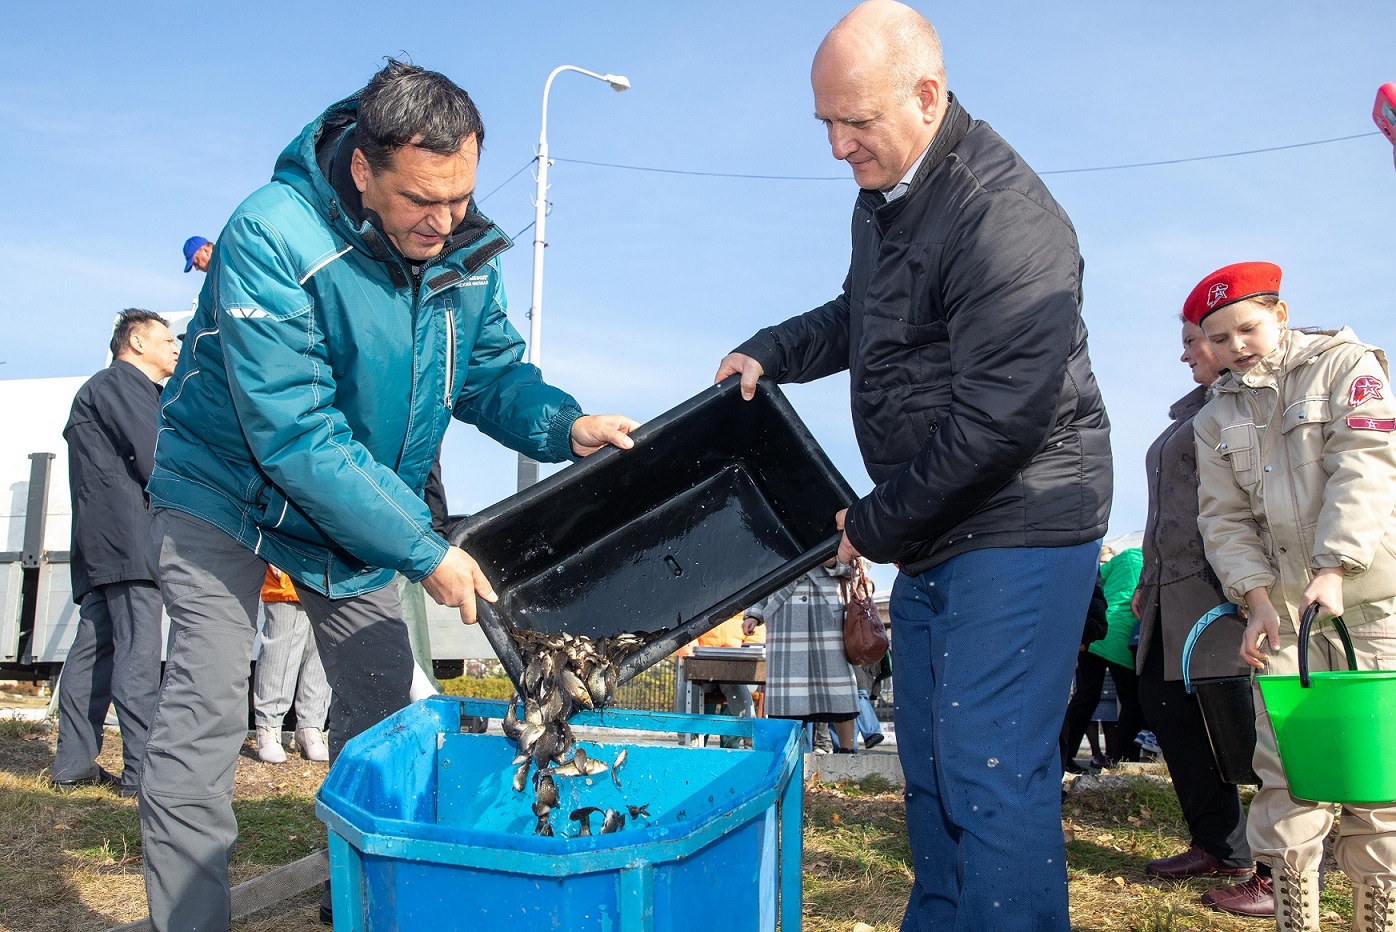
682;655;766;687
677;652;768;745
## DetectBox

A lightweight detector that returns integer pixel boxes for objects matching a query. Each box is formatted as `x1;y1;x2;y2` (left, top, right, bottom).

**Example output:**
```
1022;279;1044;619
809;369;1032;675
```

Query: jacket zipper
443;305;456;409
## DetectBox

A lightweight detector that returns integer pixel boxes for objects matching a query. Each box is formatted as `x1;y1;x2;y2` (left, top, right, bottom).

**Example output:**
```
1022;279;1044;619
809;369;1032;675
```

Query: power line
545;131;1382;181
553;157;845;181
477;160;534;204
1039;131;1381;175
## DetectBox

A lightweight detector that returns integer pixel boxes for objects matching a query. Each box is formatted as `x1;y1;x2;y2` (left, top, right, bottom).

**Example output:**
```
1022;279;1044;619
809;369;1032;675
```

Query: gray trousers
139;509;412;932
252;600;330;731
53;580;163;791
396;574;441;691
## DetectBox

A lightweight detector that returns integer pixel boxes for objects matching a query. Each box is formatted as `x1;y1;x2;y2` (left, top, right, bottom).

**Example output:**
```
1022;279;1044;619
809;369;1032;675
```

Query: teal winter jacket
148;95;582;598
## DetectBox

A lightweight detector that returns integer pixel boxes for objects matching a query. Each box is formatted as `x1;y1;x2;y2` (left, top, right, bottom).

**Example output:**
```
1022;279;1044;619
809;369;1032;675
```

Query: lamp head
604;74;631;92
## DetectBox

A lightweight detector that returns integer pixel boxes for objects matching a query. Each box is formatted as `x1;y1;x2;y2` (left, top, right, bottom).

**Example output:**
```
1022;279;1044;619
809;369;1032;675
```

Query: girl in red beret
1189;261;1396;932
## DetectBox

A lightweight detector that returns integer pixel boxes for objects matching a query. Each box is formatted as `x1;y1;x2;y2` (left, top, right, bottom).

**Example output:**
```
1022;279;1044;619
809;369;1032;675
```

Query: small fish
626;804;650;820
586;663;609;708
512;760;530;793
601;809;626;834
610;749;628;788
570;806;602;837
532;726;559;768
550;749;609;778
560;669;593;710
523;699;544;727
535;816;554;837
539;686;565;724
532;798;551;819
552;724;574;762
535;773;559;808
523;656;544;695
517;722;544;754
501;696;522;741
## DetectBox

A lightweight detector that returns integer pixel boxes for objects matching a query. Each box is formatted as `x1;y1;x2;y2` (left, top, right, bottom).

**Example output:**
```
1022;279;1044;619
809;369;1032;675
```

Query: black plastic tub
448;375;857;691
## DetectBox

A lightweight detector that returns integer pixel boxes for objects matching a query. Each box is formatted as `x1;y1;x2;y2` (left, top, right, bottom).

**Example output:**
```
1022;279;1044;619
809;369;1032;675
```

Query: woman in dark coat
1131;319;1270;917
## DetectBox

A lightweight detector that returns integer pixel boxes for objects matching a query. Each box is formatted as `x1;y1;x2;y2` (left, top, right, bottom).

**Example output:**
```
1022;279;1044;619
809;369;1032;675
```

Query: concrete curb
804;749;904;785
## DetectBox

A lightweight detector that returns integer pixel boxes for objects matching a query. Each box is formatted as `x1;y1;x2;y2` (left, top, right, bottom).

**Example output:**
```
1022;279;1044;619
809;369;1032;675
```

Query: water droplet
972;804;979;811
987;757;999;767
951;701;959;707
1046;858;1053;864
993;901;1000;908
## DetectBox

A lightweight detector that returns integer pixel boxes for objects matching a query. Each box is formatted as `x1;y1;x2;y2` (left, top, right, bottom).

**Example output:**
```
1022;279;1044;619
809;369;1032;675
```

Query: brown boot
1202;872;1275;917
1147;845;1253;880
1353;883;1396;932
1275;869;1321;932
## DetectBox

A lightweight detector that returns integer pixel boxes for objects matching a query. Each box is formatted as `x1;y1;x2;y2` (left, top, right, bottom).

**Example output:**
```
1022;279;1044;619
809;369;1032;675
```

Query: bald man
716;3;1111;928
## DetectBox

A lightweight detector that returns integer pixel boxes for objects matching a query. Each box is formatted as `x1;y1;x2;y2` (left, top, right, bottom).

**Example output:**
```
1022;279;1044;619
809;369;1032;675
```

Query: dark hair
110;309;169;358
357;58;485;172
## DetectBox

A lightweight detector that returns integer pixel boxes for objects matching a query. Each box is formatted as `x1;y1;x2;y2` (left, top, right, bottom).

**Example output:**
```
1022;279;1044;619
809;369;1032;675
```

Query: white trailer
0;373;494;681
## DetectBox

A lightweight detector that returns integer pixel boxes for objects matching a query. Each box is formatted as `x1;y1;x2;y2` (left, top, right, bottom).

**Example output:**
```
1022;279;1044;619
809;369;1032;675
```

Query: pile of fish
500;629;653;837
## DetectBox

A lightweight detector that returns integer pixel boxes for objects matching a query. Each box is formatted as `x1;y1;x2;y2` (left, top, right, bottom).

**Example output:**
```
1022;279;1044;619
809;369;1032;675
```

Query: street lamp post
517;65;630;491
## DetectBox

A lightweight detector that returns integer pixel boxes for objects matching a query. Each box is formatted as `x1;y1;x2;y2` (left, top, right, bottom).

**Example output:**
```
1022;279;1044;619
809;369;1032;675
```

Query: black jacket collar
861;92;971;219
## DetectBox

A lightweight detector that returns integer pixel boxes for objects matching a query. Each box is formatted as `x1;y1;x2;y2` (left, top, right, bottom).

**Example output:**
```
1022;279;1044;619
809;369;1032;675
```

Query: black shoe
52;767;120;792
834;747;856;754
319;903;332;926
863;733;884;749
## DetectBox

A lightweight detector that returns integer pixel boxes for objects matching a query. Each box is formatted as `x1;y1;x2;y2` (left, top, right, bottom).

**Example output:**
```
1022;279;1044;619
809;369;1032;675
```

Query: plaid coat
745;565;859;719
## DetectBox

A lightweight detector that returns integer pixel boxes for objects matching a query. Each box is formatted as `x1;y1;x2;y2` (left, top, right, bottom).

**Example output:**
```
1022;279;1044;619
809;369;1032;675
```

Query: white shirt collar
883;140;934;202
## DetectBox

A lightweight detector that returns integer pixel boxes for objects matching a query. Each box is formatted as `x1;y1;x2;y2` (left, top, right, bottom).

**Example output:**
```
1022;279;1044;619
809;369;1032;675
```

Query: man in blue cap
181;235;212;273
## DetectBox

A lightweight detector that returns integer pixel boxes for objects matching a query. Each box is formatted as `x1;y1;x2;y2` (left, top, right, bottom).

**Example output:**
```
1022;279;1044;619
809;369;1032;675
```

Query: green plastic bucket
1257;605;1396;805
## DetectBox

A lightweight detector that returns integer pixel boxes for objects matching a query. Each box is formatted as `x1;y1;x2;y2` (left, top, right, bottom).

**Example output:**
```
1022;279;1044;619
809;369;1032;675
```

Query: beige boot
1353;883;1396;932
295;727;329;762
255;726;287;764
1275;869;1321;932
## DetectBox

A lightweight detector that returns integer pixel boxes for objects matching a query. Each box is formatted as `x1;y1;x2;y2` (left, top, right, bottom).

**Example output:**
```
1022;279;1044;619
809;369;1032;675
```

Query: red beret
1182;262;1282;326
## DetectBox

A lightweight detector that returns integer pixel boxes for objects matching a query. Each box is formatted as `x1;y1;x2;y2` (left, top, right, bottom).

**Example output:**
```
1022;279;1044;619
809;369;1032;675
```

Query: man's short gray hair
357;58;485;172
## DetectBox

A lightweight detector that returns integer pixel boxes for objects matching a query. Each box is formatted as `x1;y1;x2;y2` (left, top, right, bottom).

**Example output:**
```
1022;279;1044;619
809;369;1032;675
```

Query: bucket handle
1182;603;1238;695
1297;601;1357;689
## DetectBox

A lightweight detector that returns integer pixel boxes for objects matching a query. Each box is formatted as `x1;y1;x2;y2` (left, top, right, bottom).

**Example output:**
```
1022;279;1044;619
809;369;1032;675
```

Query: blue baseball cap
182;236;211;273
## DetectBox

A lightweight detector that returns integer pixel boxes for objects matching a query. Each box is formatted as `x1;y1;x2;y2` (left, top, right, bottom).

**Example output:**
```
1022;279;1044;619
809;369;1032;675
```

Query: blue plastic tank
316;696;804;931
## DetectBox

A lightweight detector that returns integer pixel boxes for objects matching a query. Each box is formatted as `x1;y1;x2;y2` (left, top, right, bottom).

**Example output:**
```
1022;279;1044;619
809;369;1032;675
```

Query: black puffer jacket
735;95;1112;574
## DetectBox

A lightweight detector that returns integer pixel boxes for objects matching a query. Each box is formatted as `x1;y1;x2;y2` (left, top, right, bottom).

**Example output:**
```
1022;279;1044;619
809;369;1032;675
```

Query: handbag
840;560;888;665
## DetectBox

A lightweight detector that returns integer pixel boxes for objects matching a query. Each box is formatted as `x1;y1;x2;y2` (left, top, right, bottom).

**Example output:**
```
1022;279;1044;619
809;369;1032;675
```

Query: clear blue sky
4;2;1394;593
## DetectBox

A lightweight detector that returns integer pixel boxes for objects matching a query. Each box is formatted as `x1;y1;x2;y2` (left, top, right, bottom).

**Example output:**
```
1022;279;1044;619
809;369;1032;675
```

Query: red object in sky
1372;83;1396;144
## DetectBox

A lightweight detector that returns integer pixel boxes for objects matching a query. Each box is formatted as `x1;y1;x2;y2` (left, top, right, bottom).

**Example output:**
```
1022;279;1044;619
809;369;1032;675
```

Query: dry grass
0;721;327;931
802;770;1354;932
0;724;1361;932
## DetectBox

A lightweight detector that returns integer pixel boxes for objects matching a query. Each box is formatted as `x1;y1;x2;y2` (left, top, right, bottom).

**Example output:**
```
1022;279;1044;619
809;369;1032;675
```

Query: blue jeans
856;690;883;740
892;541;1100;932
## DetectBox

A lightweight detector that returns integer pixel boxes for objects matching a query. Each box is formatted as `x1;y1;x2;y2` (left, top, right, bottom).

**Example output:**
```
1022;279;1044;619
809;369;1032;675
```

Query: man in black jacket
53;309;178;796
716;2;1111;928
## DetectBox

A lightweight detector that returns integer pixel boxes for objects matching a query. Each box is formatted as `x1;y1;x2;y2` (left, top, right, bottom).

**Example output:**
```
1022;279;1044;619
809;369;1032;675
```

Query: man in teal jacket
139;61;638;931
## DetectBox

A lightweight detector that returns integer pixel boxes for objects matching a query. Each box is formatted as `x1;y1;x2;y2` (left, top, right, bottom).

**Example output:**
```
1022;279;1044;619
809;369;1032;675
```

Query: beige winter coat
1194;327;1396;635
